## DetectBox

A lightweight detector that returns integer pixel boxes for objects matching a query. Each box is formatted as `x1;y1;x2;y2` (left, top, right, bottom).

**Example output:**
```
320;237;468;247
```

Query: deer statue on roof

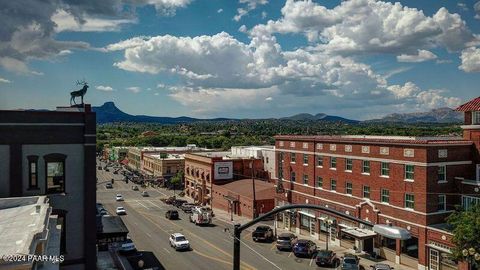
70;80;89;106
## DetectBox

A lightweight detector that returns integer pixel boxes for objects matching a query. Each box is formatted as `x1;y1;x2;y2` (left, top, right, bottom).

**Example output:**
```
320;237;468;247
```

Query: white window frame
438;195;446;211
405;193;415;209
381;189;390;204
316;176;323;188
291;153;296;163
345;158;353;172
363;185;370;199
438;165;446;182
405;164;415;181
291;171;296;182
317;156;323;167
381;162;390;177
462;195;480;210
303;142;309;149
303;174;308;185
362;160;370;174
330;157;337;169
330;179;337;191
345;182;353;195
473;111;480;125
303;154;308;165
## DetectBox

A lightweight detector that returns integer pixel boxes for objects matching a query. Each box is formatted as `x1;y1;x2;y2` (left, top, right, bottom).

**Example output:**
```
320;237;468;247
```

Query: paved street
96;160;340;270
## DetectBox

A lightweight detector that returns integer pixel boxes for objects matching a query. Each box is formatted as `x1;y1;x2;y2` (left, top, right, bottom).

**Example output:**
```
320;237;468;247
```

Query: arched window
27;155;39;189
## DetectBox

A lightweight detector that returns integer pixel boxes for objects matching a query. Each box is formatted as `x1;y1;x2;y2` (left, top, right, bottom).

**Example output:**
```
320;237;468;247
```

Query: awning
373;224;411;240
342;228;376;239
223;195;238;202
298;211;315;218
120;159;129;165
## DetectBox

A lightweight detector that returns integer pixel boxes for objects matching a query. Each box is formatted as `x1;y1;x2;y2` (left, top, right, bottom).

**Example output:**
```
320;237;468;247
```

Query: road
97;159;334;270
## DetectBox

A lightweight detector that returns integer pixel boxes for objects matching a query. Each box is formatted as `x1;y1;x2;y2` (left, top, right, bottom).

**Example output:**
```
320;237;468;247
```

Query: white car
116;194;124;201
116;206;126;215
169;233;190;251
119;239;137;254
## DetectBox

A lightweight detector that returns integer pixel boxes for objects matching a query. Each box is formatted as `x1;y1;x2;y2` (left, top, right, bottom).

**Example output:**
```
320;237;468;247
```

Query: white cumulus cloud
397;50;438;63
0;77;11;83
233;0;268;21
96;85;114;91
459;47;480;72
126;86;141;93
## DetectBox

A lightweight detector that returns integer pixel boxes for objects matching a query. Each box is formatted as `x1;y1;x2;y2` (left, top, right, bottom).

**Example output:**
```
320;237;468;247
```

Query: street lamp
250;157;257;218
325;219;334;251
463;247;480;270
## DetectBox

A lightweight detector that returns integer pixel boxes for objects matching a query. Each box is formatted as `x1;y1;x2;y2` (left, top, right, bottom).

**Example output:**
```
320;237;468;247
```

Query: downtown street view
1;1;480;270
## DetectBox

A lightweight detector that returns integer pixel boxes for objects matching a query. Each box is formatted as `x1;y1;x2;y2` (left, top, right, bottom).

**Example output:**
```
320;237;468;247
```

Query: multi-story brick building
273;97;480;270
184;151;265;206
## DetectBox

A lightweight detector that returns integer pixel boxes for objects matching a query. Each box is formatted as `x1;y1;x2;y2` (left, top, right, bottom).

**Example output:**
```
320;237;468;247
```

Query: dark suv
276;233;297;251
165;210;179;220
293;239;317;258
315;249;339;267
252;226;274;242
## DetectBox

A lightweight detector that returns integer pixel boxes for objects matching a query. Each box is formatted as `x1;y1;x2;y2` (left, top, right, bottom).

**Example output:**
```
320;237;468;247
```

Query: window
330;179;337;191
303;174;308;185
405;193;415;209
330;157;337;169
290;142;295;148
44;154;66;194
345;159;353;171
316;176;323;188
303;154;308;164
27;155;39;189
438;166;446;182
405;165;415;180
345;182;352;195
362;160;370;174
291;171;296;182
381;162;390;177
381;189;390;203
291;153;296;163
279;152;284;162
317;156;323;167
438;195;446;211
303;142;308;149
363;186;370;199
316;143;323;150
166;166;172;174
473;111;480;125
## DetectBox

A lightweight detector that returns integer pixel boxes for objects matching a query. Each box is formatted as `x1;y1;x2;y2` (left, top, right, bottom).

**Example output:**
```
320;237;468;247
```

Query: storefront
340;226;376;253
373;224;411;264
426;242;458;270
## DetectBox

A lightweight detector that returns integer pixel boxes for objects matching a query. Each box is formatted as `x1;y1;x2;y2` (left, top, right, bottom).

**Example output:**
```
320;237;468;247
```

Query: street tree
447;204;480;266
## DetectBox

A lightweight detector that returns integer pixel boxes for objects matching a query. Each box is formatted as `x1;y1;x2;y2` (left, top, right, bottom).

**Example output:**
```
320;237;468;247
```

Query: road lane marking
138;210;256;270
146;232;152;237
163;247;171;254
270;243;276;250
288;252;292;258
135;200;150;209
236;236;282;270
145;200;162;208
309;257;314;266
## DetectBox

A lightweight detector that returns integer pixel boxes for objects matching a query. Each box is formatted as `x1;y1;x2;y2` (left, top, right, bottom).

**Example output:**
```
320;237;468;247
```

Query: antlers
75;79;88;86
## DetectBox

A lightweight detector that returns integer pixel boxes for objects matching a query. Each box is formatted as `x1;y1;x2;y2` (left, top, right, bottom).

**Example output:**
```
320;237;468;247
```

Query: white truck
189;206;213;226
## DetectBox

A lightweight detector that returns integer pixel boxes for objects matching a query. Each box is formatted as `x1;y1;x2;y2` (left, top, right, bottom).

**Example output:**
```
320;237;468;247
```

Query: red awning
120;159;129;165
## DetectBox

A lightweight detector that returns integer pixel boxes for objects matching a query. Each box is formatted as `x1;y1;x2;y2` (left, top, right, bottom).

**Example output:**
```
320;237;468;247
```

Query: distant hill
369;107;463;123
281;113;359;124
93;102;359;124
93;102;231;124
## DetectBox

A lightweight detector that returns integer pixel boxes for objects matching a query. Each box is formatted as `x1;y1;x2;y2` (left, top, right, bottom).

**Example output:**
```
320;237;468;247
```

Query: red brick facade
274;134;479;270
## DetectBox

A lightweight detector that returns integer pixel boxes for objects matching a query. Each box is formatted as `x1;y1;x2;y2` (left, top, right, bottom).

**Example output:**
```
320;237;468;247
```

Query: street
97;160;337;270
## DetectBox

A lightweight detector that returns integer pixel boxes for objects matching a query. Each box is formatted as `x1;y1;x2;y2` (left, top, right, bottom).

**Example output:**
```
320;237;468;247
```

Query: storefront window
382;236;396;250
402;237;418;258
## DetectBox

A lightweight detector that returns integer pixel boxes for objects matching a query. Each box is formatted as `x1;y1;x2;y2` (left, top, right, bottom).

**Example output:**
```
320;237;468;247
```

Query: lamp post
250;158;257;218
463;247;480;270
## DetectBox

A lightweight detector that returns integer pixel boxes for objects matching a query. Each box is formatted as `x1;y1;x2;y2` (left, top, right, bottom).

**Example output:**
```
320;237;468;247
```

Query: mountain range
92;102;462;124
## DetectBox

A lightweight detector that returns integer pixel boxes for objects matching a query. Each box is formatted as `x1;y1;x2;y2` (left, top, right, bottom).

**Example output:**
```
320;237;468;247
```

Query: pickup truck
252;226;274;242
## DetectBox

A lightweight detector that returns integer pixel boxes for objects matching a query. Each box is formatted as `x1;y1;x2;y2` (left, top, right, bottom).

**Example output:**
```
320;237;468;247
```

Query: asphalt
96;159;342;270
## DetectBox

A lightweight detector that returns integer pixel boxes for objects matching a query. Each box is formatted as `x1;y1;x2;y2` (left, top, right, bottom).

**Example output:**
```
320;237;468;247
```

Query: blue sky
0;0;480;120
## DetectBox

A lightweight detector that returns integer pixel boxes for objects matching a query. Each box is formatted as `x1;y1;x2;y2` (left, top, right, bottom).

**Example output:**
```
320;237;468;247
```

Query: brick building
212;179;275;219
273;97;480;270
184;151;265;206
142;153;184;179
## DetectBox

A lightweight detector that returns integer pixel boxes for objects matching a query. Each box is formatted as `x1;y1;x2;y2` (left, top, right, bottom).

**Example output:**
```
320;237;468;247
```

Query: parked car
98;166;102;170
180;203;195;213
165;210;179;220
132;185;139;191
293;239;317;258
141;191;149;197
105;183;113;189
341;253;361;270
119;239;137;254
276;233;297;251
115;194;124;201
116;206;126;215
173;199;188;208
169;233;190;251
252;226;274;242
315;249;339;267
370;264;393;270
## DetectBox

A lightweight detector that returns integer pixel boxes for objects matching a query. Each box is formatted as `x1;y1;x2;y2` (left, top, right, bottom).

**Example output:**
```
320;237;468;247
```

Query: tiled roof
455;96;480;112
274;135;471;145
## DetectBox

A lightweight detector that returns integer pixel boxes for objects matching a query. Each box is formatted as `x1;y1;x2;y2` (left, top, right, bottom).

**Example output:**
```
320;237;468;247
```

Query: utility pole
250;157;257;218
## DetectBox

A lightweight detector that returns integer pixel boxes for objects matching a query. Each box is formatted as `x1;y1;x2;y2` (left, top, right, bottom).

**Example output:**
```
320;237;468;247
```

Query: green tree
447;204;480;266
